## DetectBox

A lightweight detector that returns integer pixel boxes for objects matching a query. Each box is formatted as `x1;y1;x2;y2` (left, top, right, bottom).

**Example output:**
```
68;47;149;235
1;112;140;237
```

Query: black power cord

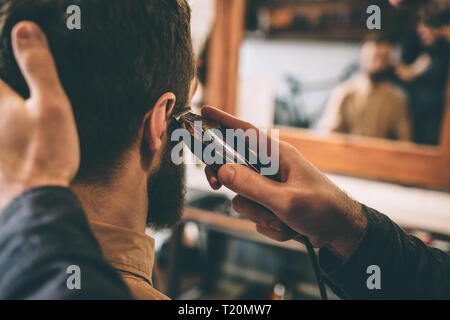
302;236;328;300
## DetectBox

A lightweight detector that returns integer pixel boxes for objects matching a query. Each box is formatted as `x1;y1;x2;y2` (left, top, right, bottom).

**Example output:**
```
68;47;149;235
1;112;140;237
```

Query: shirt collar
89;221;155;285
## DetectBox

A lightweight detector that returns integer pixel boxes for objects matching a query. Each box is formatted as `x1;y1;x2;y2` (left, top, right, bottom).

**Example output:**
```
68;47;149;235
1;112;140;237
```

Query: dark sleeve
319;205;450;300
0;187;133;300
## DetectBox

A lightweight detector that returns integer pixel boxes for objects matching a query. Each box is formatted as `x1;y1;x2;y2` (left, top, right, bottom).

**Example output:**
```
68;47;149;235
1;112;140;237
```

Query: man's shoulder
328;75;360;100
379;82;408;104
335;74;368;95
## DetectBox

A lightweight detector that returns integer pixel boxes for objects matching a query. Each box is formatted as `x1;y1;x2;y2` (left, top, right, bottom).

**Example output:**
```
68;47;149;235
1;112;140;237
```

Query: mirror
205;0;450;188
237;0;449;146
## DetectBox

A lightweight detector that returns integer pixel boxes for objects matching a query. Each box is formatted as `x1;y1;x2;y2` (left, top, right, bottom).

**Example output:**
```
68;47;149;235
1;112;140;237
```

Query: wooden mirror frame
204;0;450;189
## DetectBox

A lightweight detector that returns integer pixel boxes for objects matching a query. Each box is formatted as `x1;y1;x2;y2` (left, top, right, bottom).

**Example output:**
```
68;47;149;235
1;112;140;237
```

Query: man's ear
144;92;176;154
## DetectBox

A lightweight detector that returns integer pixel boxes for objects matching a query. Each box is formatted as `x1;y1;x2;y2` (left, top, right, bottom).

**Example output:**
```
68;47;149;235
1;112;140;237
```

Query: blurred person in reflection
319;34;412;141
0;0;197;300
396;1;450;145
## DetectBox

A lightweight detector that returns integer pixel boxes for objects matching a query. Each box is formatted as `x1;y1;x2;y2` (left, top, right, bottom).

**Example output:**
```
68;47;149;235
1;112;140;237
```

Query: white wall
238;38;361;126
186;165;450;236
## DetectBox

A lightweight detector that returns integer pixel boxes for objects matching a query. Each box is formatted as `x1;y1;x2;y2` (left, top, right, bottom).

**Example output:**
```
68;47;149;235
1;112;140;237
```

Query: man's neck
71;160;149;234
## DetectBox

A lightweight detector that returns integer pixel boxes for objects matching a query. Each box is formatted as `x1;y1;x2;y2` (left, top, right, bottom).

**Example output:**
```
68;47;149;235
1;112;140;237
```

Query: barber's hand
395;54;431;82
0;22;79;212
202;106;367;260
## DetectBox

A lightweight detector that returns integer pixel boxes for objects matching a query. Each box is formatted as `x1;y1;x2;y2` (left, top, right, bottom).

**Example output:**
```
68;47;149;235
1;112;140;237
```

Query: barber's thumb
217;164;237;186
12;21;47;64
11;21;62;99
217;164;280;208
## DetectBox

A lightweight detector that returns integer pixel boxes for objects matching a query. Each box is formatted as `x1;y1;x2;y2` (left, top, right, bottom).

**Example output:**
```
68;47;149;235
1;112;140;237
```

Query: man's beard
368;67;396;84
146;122;186;230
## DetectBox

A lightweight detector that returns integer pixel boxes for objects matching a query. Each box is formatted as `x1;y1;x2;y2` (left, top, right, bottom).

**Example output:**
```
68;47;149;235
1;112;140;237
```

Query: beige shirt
90;221;170;300
319;74;412;141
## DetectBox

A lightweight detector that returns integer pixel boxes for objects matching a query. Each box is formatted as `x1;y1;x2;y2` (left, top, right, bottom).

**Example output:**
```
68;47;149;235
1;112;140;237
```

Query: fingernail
16;23;40;40
211;177;220;189
218;165;235;185
269;220;284;232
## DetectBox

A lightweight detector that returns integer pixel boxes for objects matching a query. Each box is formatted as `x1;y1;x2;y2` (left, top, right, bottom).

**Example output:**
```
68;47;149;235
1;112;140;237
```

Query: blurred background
150;0;450;300
239;0;448;145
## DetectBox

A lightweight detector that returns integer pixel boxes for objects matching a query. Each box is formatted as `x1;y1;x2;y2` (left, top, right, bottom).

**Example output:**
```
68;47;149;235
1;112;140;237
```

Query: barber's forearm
319;206;450;299
0;187;132;299
326;201;367;261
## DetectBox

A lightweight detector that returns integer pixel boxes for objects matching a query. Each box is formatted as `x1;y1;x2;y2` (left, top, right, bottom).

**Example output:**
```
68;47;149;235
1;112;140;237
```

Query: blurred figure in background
396;0;450;145
319;34;412;141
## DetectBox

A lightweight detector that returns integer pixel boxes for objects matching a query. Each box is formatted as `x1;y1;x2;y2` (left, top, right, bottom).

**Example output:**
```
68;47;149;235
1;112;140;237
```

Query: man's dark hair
0;0;195;184
420;0;450;27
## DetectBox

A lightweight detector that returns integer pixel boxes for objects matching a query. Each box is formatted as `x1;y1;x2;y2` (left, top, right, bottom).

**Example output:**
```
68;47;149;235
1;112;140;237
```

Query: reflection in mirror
238;0;450;146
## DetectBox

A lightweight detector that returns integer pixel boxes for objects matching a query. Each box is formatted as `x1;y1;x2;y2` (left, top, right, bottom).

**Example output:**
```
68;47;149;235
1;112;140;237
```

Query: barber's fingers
256;225;296;242
201;106;258;132
232;195;287;232
201;106;278;153
217;164;283;212
11;21;67;105
201;106;281;149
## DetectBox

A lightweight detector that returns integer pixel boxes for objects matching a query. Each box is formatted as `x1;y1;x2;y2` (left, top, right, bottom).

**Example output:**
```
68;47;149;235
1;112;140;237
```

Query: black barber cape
320;206;450;299
0;187;131;299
